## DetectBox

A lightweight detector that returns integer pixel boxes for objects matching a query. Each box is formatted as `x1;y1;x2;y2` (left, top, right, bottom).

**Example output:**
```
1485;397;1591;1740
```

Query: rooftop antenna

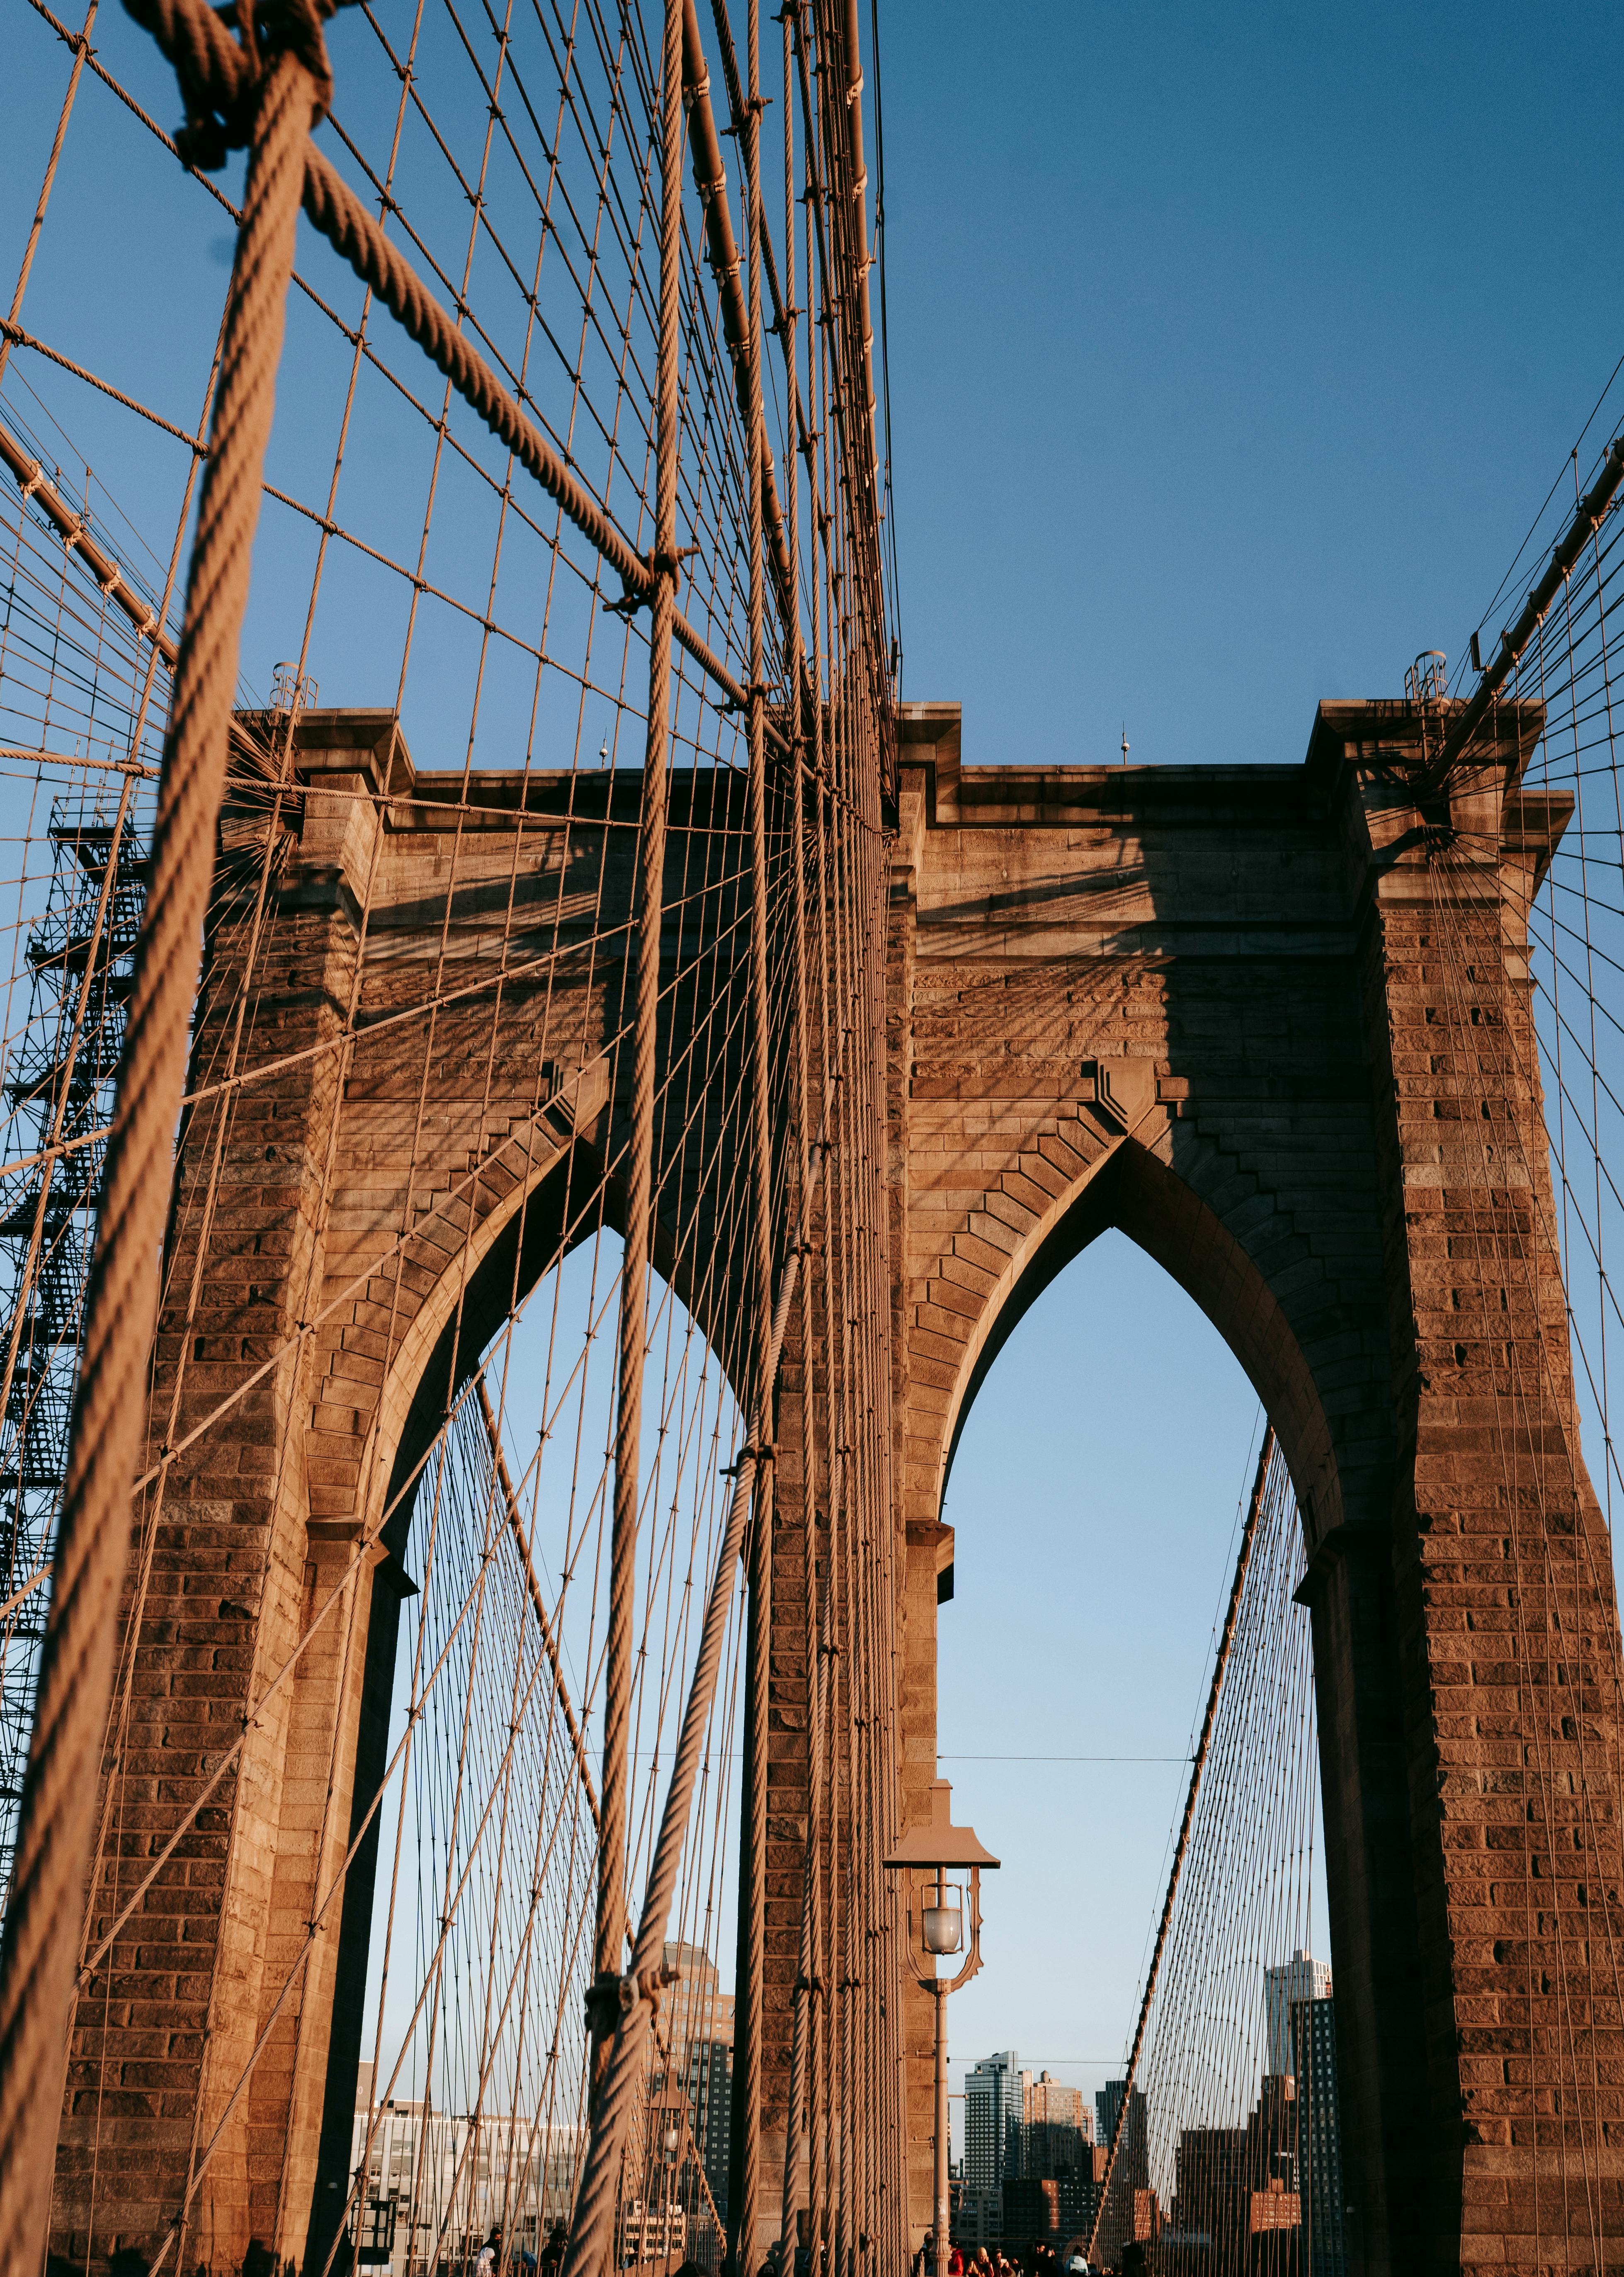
1120;724;1130;764
599;736;609;762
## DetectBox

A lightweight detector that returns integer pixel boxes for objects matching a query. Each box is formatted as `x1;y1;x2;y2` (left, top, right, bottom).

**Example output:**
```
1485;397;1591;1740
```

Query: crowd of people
911;2237;1098;2277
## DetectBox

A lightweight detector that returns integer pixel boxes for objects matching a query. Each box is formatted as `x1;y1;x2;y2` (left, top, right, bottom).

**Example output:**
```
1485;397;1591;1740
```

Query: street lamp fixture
921;1897;963;1956
885;1779;999;2277
646;2088;690;2270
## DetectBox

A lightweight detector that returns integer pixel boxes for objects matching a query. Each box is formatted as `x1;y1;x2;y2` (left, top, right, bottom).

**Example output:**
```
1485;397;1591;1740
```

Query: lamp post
647;2090;688;2271
885;1779;1000;2277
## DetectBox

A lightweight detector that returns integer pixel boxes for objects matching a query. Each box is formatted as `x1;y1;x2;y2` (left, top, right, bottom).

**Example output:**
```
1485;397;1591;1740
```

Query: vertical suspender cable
558;1144;829;2277
0;46;318;2277
728;0;774;2256
590;0;684;2100
778;8;816;2246
1087;1426;1276;2265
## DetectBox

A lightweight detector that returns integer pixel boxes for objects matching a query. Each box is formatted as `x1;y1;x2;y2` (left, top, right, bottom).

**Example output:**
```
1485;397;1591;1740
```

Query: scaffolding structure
0;790;147;1896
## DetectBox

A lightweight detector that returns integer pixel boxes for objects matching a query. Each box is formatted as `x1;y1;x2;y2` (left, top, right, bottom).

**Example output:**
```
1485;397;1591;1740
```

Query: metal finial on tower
1121;724;1130;764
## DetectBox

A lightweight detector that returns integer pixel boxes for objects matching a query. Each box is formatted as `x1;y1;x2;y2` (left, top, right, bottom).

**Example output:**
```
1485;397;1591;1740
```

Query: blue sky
869;0;1624;2141
881;1;1624;770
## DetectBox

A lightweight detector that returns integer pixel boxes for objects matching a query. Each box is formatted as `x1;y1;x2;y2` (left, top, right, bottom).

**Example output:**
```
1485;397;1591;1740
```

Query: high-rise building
1001;2173;1095;2244
1293;1995;1348;2276
663;1942;734;2221
964;2052;1026;2190
682;2039;733;2221
1093;2082;1148;2191
949;2180;1002;2248
1170;2126;1247;2258
1022;2070;1090;2178
1263;1949;1331;2075
1026;2071;1088;2138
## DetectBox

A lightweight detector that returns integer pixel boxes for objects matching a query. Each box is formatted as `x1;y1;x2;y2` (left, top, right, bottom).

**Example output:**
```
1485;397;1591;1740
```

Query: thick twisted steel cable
594;0;684;2092
680;0;794;641
0;50;315;2277
132;0;813;717
119;0;338;155
728;0;777;2256
296;144;653;598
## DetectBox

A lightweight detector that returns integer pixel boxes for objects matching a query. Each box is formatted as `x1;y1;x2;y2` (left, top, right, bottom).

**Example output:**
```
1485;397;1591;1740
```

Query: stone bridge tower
887;698;1624;2275
47;692;1624;2277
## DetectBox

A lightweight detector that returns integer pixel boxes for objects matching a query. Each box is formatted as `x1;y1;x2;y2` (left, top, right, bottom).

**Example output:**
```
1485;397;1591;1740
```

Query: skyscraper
663;1942;734;2220
1093;2082;1148;2192
1023;2072;1090;2179
1263;1950;1331;2075
964;2051;1026;2190
1293;1996;1348;2276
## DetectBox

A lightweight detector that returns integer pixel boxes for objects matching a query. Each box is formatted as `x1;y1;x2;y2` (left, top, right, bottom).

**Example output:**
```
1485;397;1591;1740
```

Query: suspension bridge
1;3;1624;2274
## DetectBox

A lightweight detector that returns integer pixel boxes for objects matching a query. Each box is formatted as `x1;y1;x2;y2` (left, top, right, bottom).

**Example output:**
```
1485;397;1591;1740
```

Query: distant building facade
965;2051;1027;2190
349;2080;584;2277
663;1942;735;2224
1167;2126;1246;2257
949;2181;1002;2247
1022;2070;1090;2181
1092;2081;1148;2191
1002;2175;1096;2243
1263;1948;1331;2075
1293;1995;1348;2276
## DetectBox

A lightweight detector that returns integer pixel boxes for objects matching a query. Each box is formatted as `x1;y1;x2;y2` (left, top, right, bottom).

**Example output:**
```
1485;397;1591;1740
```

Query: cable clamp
721;1441;776;1478
583;1971;621;2036
583;1959;678;2038
652;544;699;592
169;0;349;173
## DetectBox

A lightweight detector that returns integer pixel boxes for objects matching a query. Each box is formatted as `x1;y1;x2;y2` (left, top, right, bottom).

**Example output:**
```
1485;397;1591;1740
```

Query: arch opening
307;1181;753;2277
939;1136;1348;1560
936;1229;1336;2263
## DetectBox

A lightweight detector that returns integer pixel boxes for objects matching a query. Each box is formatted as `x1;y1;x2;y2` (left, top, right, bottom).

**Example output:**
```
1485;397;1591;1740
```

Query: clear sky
881;1;1624;770
869;0;1624;2144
